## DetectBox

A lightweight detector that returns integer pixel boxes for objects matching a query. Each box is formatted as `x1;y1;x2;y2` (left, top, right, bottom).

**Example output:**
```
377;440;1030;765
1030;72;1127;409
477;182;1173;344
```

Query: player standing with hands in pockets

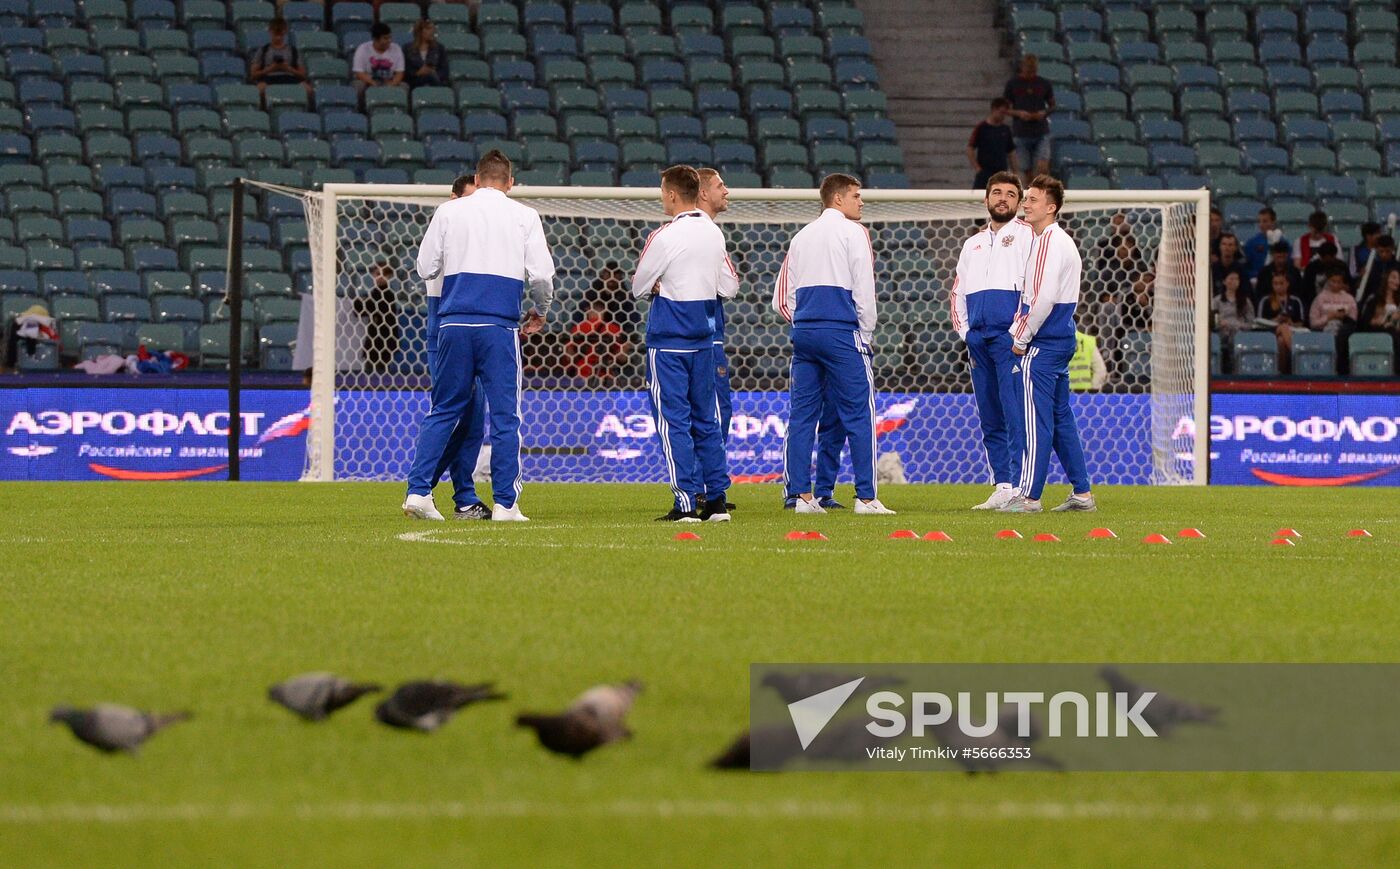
633;165;739;523
774;173;895;515
402;149;556;522
952;171;1033;510
999;175;1095;514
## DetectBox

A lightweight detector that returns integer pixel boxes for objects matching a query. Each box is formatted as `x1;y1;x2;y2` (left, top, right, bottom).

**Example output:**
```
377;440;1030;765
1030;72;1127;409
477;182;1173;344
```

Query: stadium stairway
859;0;1005;187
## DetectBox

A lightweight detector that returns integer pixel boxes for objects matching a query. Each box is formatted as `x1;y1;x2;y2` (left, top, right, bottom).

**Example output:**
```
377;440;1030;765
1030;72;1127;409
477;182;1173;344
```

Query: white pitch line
3;799;1400;825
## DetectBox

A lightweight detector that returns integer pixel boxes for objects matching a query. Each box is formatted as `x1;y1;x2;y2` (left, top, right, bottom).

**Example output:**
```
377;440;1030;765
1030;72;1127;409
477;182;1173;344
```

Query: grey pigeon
268;672;381;721
374;681;506;732
49;704;191;753
711;718;878;771
1098;666;1221;734
760;671;903;705
516;679;642;759
929;703;1063;773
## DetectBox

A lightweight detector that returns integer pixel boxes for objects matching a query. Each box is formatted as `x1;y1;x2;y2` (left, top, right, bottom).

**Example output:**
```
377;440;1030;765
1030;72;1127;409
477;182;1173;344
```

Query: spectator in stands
248;18;310;102
1208;206;1223;264
1213;232;1249;295
354;260;400;373
353;23;405;98
1254;240;1303;301
1003;55;1054;185
966;98;1017;191
581;261;638;329
1357;235;1398;310
1213;271;1253;343
1357;268;1400;358
1311;267;1360;374
1296;210;1338;270
1350;221;1382;279
403;19;449;89
565;298;628;383
1257;270;1305;372
1244;207;1287;279
1301;241;1344;310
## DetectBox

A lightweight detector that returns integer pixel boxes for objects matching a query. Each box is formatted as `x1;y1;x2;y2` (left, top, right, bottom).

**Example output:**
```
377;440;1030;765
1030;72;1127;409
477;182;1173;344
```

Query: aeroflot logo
6;410;272;438
1211;415;1400;444
593;400;920;441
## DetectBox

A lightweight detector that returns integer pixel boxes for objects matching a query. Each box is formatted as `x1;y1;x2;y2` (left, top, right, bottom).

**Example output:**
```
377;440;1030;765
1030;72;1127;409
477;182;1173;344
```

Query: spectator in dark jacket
403;19;449;89
1253;240;1303;302
967;98;1017;191
1212;232;1249;295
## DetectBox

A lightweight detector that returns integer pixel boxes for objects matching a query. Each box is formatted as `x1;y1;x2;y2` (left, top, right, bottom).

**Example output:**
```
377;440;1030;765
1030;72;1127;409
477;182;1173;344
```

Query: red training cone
1347;529;1372;538
1271;537;1296;547
995;529;1023;540
922;530;953;542
1142;533;1172;545
673;532;701;541
802;531;828;541
785;531;805;541
1177;528;1206;539
1277;528;1302;538
888;529;918;539
1033;533;1060;542
1087;527;1117;539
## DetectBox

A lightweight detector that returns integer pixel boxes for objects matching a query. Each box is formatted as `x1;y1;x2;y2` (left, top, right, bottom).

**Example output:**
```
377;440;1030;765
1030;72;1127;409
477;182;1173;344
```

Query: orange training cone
1142;533;1172;545
923;530;953;542
1347;529;1372;538
1087;527;1117;539
785;531;805;540
1033;533;1060;542
888;529;918;539
1177;528;1206;539
802;531;828;541
1277;528;1302;538
1271;538;1296;547
995;529;1023;540
673;532;701;541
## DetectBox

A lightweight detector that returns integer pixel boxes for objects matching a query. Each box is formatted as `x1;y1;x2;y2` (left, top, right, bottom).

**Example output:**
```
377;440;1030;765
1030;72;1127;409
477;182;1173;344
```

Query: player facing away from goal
774;173;895;516
633;165;739;522
402;149;556;522
422;172;491;520
953;170;1033;510
692;168;738;514
1000;175;1095;514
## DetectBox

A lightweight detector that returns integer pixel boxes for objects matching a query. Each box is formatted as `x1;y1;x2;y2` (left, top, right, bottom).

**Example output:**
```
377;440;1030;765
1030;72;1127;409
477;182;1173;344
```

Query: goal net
286;184;1207;487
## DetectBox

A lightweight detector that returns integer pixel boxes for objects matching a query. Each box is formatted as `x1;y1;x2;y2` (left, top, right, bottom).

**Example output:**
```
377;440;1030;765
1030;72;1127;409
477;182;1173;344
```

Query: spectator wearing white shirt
353;23;405;99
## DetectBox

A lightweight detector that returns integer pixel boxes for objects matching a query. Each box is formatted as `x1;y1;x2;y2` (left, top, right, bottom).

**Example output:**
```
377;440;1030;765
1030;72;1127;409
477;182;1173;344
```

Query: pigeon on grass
49;704;191;753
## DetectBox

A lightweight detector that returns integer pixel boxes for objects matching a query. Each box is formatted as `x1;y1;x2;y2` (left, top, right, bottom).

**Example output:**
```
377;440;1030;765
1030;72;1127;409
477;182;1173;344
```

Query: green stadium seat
1350;333;1395;377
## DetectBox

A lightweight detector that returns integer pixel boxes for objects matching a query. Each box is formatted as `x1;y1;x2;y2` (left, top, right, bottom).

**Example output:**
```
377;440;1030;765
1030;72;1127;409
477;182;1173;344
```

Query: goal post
285;183;1209;487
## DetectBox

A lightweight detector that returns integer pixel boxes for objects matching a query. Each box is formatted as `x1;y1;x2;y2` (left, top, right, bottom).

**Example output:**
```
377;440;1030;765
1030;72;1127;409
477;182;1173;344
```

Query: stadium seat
1233;332;1280;376
1349;333;1395;377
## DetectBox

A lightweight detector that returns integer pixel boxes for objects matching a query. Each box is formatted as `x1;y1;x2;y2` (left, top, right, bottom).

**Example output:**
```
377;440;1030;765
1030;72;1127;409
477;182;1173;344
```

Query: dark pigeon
930;703;1064;773
711;719;877;771
760;671;903;705
516;680;642;759
709;730;753;769
1099;666;1221;734
49;704;191;753
268;672;382;721
374;681;506;732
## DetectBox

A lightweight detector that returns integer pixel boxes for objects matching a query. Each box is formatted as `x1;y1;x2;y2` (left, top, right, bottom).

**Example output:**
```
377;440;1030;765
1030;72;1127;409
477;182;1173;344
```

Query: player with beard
950;171;1034;510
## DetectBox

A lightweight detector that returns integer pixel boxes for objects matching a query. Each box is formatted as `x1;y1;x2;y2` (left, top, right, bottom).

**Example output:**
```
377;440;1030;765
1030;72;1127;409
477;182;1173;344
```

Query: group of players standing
400;150;1094;523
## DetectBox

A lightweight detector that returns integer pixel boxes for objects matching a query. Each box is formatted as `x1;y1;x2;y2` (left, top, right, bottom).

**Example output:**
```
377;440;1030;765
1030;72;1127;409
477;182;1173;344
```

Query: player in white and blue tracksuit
633;166;739;521
693;168;735;510
404;154;555;520
422;176;487;516
952;174;1034;510
1002;177;1094;513
773;175;894;515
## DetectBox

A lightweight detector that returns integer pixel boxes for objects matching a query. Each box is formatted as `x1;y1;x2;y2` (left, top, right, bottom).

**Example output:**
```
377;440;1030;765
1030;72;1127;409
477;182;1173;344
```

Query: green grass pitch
3;481;1399;866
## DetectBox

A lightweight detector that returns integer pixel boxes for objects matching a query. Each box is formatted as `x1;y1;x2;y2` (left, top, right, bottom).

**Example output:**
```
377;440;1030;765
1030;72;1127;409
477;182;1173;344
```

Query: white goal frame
303;185;1210;485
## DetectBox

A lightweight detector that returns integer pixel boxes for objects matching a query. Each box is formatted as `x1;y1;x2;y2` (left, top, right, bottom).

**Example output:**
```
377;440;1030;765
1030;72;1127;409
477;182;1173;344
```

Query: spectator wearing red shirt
565;298;628;382
1296;210;1339;270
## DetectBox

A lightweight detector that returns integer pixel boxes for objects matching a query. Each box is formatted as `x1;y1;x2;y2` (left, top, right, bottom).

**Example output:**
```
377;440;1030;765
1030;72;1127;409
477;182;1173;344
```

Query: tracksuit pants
813;395;844;499
1014;340;1092;501
784;328;876;501
407;324;523;509
647;347;730;511
426;336;486;509
966;328;1023;487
